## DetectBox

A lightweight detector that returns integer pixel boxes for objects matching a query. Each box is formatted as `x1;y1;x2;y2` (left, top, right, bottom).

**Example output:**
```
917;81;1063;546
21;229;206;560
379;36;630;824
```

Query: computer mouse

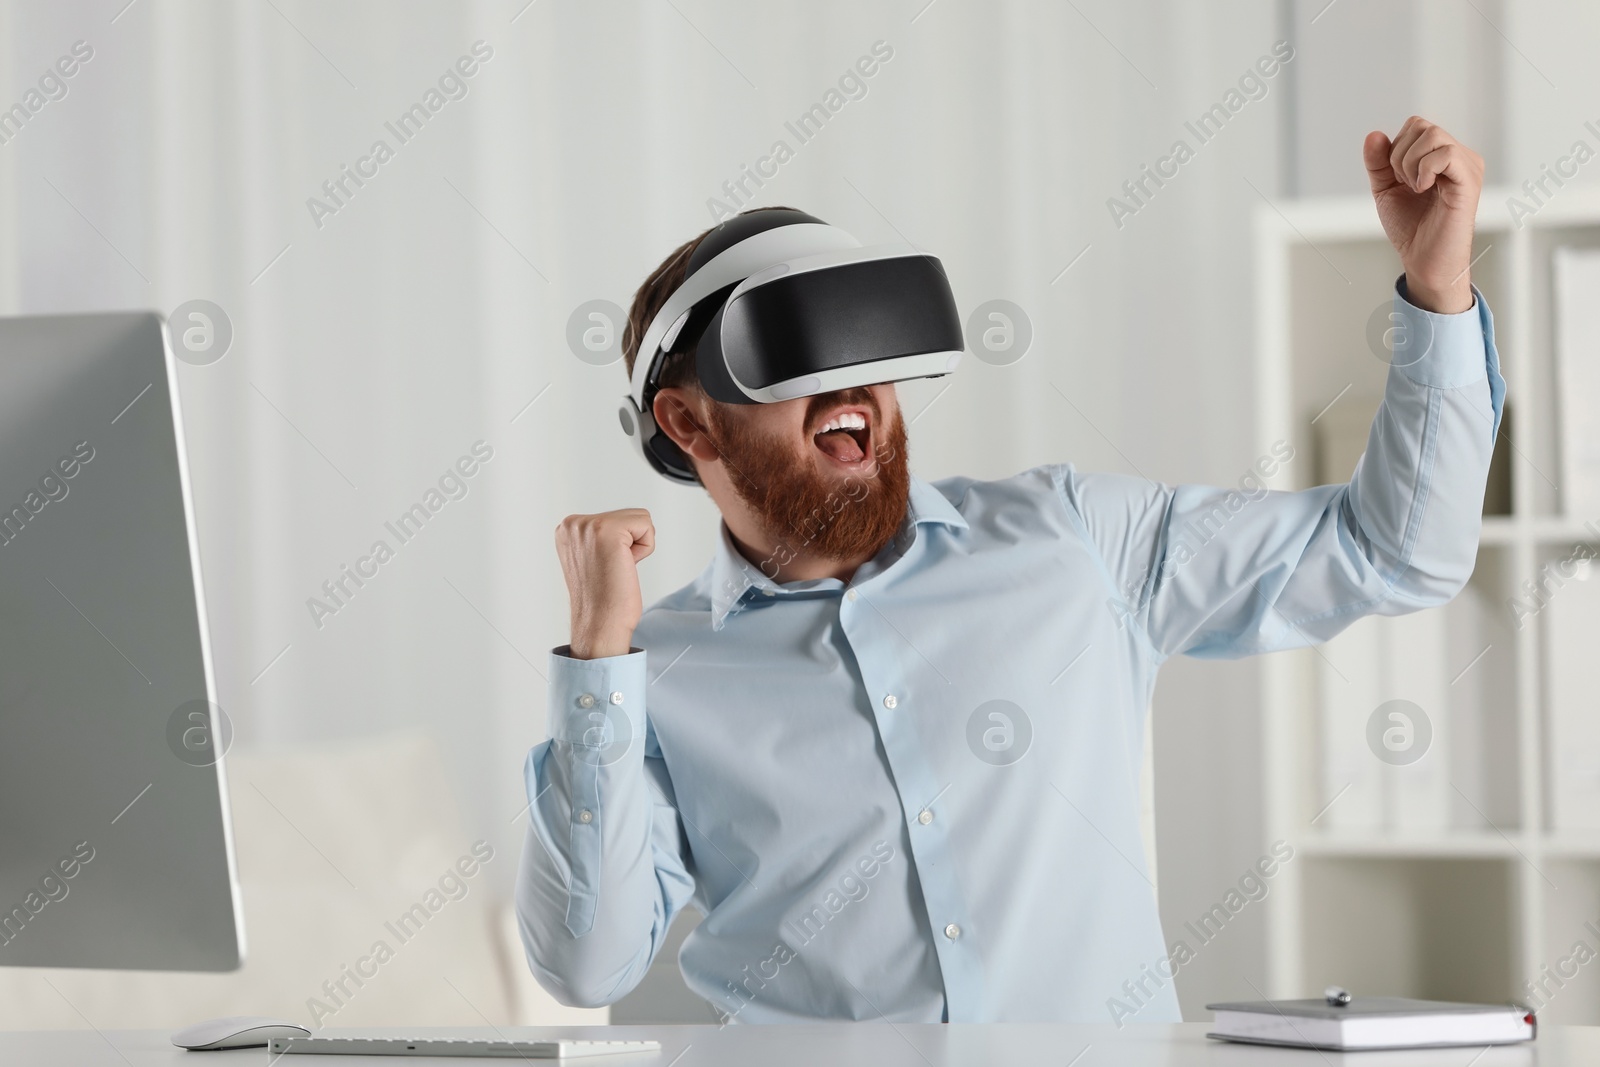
171;1015;312;1050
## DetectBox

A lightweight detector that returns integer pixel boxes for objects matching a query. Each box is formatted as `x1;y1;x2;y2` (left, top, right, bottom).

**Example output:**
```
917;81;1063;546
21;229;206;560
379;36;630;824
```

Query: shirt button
944;923;961;940
577;693;596;708
846;589;858;601
917;809;933;825
609;691;624;705
577;809;593;824
883;694;898;710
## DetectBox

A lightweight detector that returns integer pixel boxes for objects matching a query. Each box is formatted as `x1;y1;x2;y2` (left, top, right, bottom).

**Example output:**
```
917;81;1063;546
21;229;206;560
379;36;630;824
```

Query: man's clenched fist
1365;117;1484;315
555;508;655;660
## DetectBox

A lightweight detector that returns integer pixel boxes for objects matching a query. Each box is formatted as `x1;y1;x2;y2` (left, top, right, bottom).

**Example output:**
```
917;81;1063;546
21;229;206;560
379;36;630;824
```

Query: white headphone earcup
619;395;698;484
618;398;642;439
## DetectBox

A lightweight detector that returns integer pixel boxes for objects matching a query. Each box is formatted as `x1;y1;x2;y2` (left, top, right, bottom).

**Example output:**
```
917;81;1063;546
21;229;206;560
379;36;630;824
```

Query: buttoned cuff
1391;274;1489;390
547;646;647;745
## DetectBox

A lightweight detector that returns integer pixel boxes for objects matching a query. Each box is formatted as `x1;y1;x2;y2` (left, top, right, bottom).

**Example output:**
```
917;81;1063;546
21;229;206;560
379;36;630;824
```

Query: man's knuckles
556;511;652;554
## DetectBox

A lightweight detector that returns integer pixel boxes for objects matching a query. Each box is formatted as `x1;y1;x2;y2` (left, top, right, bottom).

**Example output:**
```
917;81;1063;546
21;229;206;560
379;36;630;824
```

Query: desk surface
3;1023;1596;1065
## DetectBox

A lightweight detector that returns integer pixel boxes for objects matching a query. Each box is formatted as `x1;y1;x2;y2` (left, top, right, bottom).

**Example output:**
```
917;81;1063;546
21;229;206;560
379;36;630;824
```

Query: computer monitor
0;311;244;971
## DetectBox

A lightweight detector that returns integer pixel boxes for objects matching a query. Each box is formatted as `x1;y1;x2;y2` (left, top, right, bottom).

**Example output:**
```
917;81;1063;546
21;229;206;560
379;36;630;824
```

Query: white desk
3;1023;1596;1064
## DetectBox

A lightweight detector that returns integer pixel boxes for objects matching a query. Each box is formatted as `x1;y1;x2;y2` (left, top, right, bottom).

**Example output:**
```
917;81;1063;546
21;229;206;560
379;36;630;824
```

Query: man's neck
724;524;872;585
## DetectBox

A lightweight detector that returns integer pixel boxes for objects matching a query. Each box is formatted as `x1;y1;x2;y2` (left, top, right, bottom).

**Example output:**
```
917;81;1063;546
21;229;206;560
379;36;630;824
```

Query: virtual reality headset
620;208;964;484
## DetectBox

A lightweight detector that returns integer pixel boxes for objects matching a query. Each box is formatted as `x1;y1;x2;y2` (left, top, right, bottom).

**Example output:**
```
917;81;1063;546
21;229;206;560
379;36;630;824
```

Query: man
516;118;1502;1022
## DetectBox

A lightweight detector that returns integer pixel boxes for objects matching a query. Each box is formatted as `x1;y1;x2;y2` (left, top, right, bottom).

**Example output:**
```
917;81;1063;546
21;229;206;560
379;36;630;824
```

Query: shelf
1542;835;1600;859
1480;516;1517;544
1475;517;1600;547
1476;516;1600;545
1526;517;1600;544
1256;185;1600;1014
1298;831;1518;858
1298;854;1516;1005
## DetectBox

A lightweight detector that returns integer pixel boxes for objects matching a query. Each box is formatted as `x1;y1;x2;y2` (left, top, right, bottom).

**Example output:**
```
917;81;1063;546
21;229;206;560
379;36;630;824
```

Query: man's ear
653;387;721;466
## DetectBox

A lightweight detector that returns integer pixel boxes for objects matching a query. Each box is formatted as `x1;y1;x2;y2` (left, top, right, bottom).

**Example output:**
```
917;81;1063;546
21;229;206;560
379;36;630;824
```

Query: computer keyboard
268;1035;661;1058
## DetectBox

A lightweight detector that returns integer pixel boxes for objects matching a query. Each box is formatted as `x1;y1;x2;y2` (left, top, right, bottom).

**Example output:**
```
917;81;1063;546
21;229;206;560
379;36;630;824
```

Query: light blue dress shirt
516;277;1504;1023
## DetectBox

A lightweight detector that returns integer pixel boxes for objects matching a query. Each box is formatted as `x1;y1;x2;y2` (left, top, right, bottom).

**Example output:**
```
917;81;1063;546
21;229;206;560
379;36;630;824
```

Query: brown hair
621;206;799;393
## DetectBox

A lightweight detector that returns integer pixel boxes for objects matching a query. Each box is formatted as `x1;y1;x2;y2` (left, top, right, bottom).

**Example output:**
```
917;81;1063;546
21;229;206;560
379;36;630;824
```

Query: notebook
1206;996;1535;1050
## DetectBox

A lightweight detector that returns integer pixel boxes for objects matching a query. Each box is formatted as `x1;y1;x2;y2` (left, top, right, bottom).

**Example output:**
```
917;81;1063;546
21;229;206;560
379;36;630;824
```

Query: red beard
705;388;912;578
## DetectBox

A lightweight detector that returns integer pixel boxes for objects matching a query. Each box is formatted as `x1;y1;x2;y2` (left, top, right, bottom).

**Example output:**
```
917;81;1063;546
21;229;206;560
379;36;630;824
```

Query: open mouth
811;407;874;468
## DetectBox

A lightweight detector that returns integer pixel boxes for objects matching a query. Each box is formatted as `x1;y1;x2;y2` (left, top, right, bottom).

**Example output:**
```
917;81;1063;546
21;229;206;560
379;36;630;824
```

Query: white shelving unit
1254;185;1600;1024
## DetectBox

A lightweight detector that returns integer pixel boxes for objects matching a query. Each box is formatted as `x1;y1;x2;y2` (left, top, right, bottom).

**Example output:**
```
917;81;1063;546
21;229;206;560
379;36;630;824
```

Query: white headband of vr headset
621;220;962;484
628;222;862;409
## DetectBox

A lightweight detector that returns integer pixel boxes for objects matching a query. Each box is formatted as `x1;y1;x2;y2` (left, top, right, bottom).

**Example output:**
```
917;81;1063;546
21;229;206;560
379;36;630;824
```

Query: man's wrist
1401;273;1473;315
568;632;634;660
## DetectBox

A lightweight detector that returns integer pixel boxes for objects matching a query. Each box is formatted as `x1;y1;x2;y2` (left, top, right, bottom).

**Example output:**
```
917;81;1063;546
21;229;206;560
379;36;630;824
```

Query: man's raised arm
513;509;695;1007
1062;119;1503;659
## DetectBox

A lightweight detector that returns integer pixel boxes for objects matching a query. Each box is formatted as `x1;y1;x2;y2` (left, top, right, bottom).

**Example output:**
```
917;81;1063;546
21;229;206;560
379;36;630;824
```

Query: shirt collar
707;475;968;630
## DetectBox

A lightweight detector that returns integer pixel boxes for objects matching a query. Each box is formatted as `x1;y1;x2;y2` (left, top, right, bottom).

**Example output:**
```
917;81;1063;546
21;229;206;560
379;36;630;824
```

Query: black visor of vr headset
619;209;964;484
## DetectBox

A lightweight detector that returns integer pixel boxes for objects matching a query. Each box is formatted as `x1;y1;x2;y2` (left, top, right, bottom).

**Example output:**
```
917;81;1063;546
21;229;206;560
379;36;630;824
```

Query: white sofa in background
0;731;604;1031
